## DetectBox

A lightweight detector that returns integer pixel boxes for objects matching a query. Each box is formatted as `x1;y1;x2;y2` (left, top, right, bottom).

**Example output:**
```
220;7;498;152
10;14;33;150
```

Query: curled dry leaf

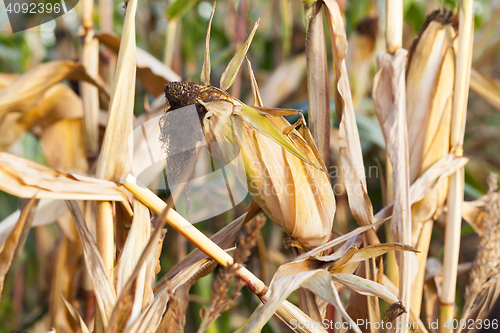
304;1;330;165
239;269;362;333
373;48;412;324
200;2;216;86
0;196;38;301
62;297;91;333
0;84;83;151
0;60;107;117
220;19;260;92
96;32;181;97
252;54;306;108
95;0;138;183
39;118;89;173
322;0;376;243
470;68;500;112
0;152;131;213
0;198;68;250
66;200;117;327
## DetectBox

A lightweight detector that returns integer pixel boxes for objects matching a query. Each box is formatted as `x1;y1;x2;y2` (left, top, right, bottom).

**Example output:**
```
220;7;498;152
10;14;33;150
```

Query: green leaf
236;105;320;169
166;0;199;20
220;20;259;91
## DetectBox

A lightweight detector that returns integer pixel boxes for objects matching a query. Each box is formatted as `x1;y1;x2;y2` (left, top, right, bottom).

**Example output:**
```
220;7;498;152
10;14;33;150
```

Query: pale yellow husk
201;100;335;249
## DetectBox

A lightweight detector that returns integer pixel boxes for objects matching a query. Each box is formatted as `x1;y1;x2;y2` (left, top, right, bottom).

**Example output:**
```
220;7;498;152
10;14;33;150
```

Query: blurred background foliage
0;0;499;331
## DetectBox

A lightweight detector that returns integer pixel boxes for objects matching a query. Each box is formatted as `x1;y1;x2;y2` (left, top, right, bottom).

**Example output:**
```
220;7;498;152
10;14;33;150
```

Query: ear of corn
198;99;335;249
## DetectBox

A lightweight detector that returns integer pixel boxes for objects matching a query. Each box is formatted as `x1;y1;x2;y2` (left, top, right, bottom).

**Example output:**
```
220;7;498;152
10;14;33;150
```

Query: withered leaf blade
96;0;138;183
65;200;117;326
62;297;91;333
322;0;376;240
0;84;83;151
0;196;38;301
97;32;181;97
235;105;318;169
220;20;260;91
245;56;263;107
0;60;107;118
238;270;361;333
0;152;131;213
201;2;216;86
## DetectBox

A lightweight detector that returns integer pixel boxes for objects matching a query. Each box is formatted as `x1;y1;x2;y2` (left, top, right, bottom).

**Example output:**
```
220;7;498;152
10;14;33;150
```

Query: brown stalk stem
95;201;114;281
440;0;474;331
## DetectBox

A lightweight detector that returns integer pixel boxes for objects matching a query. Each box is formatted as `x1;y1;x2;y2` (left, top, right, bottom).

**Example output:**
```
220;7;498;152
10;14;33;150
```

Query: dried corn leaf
39;118;89;173
66;200;117;326
200;2;216;86
373;48;412;324
255;54;306;108
81;32;100;155
220;20;259;91
96;32;181;97
0;199;68;250
0;197;38;300
331;273;400;305
236;105;316;168
245;56;264;107
115;199;151;328
470;68;500;111
62;297;91;333
108;201;170;333
318;243;417;264
96;0;138;183
0;152;131;211
0;84;83;151
322;0;376;241
0;60;107;117
304;1;330;165
239;270;361;333
155;213;247;291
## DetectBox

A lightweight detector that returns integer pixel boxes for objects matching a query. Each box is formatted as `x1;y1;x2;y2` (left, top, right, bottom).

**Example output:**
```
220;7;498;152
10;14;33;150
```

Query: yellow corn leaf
0;152;131;212
39;118;89;173
0;61;107;118
322;0;376;241
236;105;317;168
66;200;117;326
97;32;181;97
0;84;83;151
238;270;362;333
96;0;138;183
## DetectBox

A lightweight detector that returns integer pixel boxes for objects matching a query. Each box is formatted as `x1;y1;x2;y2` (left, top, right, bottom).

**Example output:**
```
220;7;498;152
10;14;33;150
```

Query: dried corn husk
198;99;335;249
162;16;335;250
404;10;456;318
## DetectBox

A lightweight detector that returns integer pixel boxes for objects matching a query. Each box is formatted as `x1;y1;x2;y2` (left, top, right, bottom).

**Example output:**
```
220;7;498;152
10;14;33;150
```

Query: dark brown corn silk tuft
407;8;458;74
163;82;234;124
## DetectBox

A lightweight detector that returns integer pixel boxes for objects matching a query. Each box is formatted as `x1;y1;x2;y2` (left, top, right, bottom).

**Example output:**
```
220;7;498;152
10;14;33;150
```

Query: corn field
0;0;500;332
